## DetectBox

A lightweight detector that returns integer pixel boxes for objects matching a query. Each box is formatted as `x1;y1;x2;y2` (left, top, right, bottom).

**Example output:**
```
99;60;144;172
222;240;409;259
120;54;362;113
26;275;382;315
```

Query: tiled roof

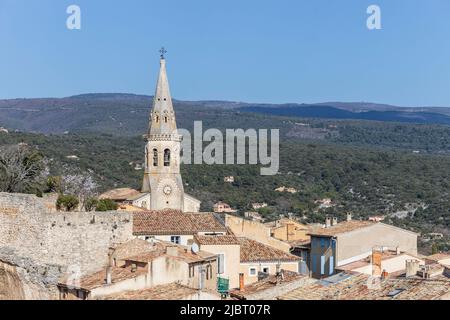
278;273;450;300
96;283;207;300
125;242;216;264
60;265;149;291
112;239;157;261
426;253;450;263
59;241;217;291
133;210;227;235
194;235;241;245
229;270;307;299
308;221;375;237
238;238;300;263
99;188;140;201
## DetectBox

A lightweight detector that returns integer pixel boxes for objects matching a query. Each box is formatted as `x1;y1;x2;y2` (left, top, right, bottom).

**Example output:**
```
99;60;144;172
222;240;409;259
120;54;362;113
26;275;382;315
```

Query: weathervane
159;47;167;59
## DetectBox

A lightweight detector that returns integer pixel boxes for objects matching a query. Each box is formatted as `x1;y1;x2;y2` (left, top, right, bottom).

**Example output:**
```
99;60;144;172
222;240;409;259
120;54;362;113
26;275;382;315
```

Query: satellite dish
191;243;200;254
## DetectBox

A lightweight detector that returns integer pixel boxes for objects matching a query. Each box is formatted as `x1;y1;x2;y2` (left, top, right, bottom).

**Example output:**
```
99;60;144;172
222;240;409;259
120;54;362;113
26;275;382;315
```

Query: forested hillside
0;130;448;253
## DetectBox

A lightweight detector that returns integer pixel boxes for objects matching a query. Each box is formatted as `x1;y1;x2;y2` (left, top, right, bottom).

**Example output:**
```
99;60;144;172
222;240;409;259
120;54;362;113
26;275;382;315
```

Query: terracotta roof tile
279;273;450;300
194;235;241;245
308;221;375;237
96;283;213;300
133;210;227;235
229;270;307;299
238;238;300;263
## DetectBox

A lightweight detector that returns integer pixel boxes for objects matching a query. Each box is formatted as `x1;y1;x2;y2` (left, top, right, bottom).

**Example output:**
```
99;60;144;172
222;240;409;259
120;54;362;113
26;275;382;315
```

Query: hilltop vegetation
0;130;448;253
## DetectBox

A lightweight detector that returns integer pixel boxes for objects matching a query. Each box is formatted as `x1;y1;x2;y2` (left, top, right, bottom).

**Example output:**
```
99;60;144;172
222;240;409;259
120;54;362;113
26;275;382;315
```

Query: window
170;236;180;244
189;265;195;278
249;267;257;276
262;267;269;274
206;264;212;280
164;149;171;166
217;254;225;274
164;116;168;123
153;149;158;166
320;238;325;248
155;116;159;123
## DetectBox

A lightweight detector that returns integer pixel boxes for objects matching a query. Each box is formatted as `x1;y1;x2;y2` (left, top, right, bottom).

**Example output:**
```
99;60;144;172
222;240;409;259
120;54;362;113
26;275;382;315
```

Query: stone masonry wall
0;192;134;298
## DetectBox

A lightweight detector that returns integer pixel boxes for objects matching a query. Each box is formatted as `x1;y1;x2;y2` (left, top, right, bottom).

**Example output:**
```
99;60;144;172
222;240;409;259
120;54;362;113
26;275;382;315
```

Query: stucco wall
336;223;418;266
224;215;291;252
239;262;299;286
196;243;241;289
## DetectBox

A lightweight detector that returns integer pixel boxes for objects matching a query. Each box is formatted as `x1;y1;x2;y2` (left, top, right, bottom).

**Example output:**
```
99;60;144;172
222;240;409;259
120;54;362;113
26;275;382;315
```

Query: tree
95;199;118;212
58;168;99;211
56;194;79;212
0;144;46;193
84;197;98;212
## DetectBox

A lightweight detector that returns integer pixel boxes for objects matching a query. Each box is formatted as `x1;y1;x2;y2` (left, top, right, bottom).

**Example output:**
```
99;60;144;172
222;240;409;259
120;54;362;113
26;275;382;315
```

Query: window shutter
218;254;225;274
320;255;325;275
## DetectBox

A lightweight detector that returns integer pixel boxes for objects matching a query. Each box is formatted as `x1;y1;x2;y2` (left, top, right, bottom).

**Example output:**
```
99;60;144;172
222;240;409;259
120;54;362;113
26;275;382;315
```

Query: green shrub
95;199;118;212
56;194;79;212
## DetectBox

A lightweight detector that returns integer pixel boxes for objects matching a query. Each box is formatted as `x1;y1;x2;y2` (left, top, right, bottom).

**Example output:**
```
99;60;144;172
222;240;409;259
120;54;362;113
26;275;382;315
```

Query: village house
224;176;235;183
307;214;418;278
274;186;298;194
213;201;237;213
133;209;227;246
265;218;310;243
244;211;265;223
57;239;219;300
336;247;425;277
193;235;301;290
252;202;268;210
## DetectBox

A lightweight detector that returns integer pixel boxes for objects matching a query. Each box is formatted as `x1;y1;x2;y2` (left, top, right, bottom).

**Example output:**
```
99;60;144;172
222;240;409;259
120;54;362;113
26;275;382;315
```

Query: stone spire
149;53;177;136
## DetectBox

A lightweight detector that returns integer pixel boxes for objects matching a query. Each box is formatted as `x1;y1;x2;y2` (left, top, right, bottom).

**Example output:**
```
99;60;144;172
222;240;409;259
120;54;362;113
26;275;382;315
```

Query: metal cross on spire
159;47;167;59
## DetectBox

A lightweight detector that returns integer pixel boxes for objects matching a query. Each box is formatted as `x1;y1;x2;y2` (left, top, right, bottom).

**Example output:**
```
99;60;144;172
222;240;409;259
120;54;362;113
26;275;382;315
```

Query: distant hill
240;105;450;125
1;93;450;136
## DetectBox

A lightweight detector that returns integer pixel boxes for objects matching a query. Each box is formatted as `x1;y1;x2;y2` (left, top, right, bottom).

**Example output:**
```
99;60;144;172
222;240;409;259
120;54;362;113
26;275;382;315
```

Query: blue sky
1;0;450;107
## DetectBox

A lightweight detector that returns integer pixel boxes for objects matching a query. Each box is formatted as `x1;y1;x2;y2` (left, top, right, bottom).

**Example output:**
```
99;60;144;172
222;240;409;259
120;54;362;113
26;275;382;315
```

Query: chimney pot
239;273;245;291
406;259;420;277
332;217;338;226
325;216;331;228
346;213;352;221
106;266;112;285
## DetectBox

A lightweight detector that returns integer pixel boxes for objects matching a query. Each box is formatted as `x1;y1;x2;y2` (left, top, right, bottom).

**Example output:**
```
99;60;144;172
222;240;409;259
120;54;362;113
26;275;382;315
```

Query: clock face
163;185;172;195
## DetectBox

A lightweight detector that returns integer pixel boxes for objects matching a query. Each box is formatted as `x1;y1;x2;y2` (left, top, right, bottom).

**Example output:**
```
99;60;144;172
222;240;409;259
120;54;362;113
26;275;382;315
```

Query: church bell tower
142;48;185;211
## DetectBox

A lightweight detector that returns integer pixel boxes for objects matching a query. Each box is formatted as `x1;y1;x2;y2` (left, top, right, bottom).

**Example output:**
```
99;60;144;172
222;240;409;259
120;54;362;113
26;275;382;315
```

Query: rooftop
308;220;375;237
238;238;300;263
99;188;140;201
426;252;450;264
59;241;216;291
133;210;227;235
229;270;307;299
194;235;241;245
278;272;450;300
96;283;211;300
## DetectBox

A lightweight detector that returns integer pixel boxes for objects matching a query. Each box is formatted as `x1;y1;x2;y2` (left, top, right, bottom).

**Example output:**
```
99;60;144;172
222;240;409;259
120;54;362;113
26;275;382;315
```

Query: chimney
325;216;331;228
372;248;382;277
396;246;401;255
406;259;420;277
346;213;352;222
239;273;245;291
166;245;178;257
381;269;388;280
332;217;338;226
106;247;114;284
106;266;112;285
